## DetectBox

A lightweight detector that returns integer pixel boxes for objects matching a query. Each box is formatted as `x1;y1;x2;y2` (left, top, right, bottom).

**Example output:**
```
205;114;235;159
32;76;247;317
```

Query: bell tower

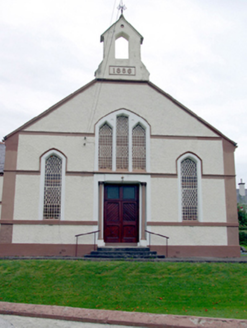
95;14;150;81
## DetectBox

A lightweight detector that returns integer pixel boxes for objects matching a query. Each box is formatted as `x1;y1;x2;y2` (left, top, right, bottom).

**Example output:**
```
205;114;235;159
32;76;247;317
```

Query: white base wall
147;226;228;246
12;225;98;244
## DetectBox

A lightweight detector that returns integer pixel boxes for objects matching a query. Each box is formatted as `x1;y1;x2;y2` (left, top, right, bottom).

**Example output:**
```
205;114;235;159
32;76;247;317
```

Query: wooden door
104;185;139;243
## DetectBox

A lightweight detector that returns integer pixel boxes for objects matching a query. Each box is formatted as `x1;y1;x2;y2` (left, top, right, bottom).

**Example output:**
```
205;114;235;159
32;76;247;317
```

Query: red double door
104;184;139;243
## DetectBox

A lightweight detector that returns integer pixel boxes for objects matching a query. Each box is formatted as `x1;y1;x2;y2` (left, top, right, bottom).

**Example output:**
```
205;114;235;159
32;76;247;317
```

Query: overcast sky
0;0;247;186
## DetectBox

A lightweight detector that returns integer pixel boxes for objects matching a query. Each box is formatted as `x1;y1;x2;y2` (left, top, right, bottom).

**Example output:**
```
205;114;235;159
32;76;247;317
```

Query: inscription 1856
109;66;136;76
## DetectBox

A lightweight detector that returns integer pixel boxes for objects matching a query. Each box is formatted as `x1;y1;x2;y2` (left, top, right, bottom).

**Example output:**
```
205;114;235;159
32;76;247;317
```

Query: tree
237;203;247;227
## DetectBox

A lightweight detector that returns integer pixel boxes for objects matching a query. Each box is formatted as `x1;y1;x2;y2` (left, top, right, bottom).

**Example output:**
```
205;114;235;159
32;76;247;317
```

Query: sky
0;0;247;186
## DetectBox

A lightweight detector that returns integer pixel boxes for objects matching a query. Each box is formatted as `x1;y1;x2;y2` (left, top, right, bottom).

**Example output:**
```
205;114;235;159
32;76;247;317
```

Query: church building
0;14;239;257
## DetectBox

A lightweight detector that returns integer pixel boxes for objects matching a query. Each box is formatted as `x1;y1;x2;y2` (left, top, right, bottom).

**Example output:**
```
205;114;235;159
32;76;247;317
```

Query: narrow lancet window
181;158;198;221
43;155;62;219
116;115;129;170
132;124;146;170
99;123;113;169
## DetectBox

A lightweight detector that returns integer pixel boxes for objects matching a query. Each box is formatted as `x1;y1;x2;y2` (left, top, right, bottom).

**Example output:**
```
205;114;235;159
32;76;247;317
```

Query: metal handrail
145;230;169;258
75;230;100;257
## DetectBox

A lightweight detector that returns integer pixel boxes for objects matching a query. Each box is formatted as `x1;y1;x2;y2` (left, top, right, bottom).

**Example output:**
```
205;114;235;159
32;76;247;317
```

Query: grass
0;260;247;319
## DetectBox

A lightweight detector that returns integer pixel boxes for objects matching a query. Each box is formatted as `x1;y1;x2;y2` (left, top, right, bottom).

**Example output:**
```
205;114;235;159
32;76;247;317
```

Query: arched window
43;155;62;219
115;37;129;59
132;124;146;170
116;115;129;170
99;123;113;169
177;153;203;222
95;109;150;172
39;150;66;220
181;158;198;221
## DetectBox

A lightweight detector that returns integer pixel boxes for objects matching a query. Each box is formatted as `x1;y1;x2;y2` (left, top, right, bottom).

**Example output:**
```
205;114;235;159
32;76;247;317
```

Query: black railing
75;230;100;257
145;230;169;258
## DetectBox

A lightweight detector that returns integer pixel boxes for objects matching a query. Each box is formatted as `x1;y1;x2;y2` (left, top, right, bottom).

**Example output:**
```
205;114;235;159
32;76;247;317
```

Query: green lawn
0;260;246;319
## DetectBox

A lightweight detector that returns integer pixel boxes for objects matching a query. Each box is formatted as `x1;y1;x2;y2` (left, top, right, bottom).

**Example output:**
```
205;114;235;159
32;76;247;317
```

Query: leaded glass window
132;124;146;170
116;115;129;170
181;158;198;221
43;155;62;219
99;123;113;169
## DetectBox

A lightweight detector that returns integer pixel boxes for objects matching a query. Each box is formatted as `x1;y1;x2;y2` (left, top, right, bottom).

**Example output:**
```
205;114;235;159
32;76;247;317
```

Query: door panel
104;185;139;243
106;202;120;222
104;226;120;242
122;226;136;242
123;203;137;221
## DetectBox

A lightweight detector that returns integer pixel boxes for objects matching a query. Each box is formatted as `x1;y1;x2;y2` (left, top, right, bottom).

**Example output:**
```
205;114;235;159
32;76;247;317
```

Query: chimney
239;179;246;197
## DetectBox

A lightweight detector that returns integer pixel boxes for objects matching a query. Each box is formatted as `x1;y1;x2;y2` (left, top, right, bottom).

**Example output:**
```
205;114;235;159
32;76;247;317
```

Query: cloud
0;0;247;185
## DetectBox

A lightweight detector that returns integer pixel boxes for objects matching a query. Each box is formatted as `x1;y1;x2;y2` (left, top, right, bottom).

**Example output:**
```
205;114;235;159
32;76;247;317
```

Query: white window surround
39;149;66;221
177;153;203;223
95;109;150;172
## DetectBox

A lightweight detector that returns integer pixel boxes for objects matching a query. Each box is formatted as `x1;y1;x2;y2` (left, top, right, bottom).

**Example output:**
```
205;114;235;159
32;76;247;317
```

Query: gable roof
4;79;237;147
100;14;144;44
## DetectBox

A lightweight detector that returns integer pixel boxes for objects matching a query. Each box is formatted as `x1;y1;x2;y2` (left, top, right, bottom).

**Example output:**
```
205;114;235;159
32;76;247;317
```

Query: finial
117;0;127;15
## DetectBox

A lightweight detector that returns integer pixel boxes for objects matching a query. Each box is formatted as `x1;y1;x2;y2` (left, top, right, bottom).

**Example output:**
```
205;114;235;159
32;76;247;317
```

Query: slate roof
0;142;5;173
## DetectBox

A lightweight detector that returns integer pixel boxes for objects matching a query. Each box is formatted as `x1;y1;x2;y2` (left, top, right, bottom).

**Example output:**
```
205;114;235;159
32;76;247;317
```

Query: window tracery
96;109;149;172
132;123;146;170
116;115;129;170
43;155;62;220
181;158;198;221
99;123;113;169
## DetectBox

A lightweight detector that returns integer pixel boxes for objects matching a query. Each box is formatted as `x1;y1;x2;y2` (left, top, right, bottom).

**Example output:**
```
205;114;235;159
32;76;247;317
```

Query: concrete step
87;251;157;257
84;247;165;259
85;254;159;258
97;247;151;252
85;254;165;259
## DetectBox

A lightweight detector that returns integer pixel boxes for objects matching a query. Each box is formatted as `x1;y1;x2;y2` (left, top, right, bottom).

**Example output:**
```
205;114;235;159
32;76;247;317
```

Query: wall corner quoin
227;226;239;246
1;134;19;222
222;138;236;176
0;223;13;244
4;133;19;171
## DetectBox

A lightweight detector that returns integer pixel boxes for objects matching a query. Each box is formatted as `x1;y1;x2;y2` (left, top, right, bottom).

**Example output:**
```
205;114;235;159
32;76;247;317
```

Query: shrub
239;231;247;246
238;204;247;227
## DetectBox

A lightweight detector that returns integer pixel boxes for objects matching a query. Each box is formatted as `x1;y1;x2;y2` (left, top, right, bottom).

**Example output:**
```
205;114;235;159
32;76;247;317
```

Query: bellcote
95;15;150;81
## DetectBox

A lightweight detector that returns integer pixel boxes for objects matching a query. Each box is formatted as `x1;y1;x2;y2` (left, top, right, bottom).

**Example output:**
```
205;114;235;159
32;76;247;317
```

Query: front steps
84;247;165;260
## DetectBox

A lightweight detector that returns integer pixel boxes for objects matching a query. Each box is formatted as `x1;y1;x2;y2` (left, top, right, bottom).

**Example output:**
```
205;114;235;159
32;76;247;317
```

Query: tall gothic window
132;124;146;170
181;158;198;221
43;155;62;219
99;123;113;169
116;115;129;170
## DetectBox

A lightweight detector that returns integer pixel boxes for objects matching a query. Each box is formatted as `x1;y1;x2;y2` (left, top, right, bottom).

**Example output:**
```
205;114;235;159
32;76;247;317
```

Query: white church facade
0;15;239;257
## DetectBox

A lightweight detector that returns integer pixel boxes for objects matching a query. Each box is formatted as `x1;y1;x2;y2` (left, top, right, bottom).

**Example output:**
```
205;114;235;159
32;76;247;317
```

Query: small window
107;186;119;199
115;37;129;59
123;186;135;200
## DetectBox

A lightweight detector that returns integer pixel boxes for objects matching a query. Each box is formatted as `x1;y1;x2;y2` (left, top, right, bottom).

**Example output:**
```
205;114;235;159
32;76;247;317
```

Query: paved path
0;315;129;328
0;302;247;328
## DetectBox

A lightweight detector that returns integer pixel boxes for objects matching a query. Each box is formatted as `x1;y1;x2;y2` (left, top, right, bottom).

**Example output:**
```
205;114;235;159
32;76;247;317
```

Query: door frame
93;174;150;247
104;184;139;243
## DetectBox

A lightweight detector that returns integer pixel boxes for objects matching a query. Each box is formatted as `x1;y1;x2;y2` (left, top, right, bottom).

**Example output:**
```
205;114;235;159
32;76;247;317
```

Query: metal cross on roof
117;0;127;15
